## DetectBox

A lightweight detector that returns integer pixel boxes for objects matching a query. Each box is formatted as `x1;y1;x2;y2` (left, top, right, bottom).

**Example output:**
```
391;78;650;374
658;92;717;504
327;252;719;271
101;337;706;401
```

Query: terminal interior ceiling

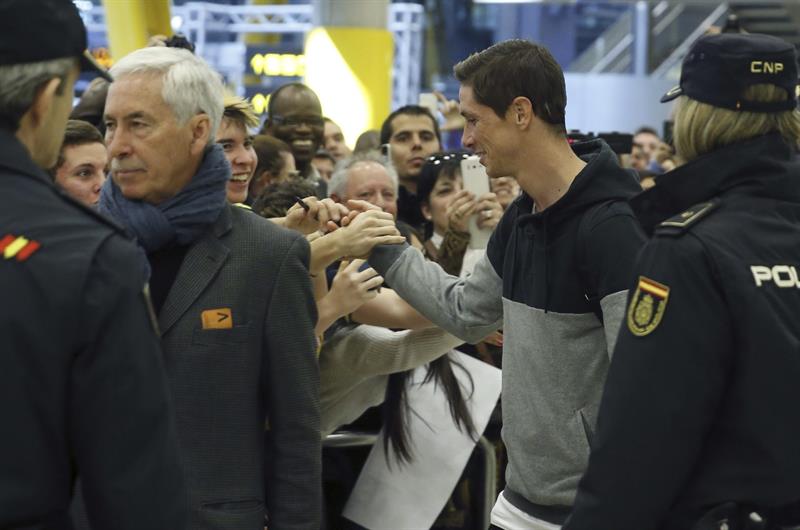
76;0;800;136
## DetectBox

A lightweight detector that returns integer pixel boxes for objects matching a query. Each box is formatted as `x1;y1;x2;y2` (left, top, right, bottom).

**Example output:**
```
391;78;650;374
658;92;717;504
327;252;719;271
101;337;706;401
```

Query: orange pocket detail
201;308;233;329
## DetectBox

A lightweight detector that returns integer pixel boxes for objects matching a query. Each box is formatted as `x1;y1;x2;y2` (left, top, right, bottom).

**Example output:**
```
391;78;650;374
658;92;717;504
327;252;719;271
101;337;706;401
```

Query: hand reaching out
335;208;405;258
285;196;348;235
327;259;384;316
436;90;466;131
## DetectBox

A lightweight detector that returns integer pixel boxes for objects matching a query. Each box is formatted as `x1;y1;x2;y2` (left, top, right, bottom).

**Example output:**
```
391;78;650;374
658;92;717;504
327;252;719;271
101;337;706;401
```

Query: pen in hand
294;195;341;228
294;195;311;212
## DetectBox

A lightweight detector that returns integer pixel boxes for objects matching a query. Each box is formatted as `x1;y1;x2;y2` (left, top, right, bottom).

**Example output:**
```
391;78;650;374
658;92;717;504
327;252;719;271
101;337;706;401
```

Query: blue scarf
99;144;229;254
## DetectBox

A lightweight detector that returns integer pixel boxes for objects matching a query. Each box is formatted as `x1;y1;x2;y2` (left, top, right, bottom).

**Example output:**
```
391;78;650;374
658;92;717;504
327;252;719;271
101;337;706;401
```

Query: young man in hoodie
367;39;646;529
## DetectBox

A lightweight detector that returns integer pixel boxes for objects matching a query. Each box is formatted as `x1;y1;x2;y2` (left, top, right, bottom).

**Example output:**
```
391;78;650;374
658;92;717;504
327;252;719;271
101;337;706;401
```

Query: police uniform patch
656;199;719;237
627;276;670;337
0;233;41;262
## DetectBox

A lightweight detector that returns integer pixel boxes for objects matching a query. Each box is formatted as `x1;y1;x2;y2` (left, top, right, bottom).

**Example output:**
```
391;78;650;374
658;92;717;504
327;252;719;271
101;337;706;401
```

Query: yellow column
304;27;393;149
101;0;172;60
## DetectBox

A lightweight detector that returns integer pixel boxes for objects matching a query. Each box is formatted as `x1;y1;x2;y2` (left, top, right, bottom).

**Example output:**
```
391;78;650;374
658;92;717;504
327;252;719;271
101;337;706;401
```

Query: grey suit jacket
160;204;320;530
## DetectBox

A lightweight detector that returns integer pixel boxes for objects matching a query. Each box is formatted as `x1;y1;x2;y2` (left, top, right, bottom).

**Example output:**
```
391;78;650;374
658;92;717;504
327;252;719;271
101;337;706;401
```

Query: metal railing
651;3;729;79
388;2;425;110
570;9;634;73
77;2;424;107
569;1;730;77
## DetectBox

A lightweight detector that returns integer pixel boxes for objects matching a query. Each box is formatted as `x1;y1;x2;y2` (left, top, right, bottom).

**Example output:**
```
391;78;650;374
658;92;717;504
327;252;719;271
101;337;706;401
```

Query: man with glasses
263;82;328;197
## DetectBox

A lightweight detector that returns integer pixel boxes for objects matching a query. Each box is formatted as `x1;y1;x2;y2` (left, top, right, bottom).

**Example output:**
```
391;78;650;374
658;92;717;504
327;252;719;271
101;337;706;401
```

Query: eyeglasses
270;115;325;128
426;152;470;166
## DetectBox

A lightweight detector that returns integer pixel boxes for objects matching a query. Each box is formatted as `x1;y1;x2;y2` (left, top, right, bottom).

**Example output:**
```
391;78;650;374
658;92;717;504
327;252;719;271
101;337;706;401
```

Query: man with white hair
95;46;321;529
328;152;399;218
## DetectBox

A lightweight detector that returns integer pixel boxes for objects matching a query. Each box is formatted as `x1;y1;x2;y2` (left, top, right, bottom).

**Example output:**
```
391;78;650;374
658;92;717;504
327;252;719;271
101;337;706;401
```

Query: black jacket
490;138;645;316
0;130;187;529
566;133;800;530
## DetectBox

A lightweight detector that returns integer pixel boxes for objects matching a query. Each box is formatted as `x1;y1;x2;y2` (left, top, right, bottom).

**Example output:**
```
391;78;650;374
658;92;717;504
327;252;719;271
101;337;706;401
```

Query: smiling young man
264;82;327;196
217;95;258;204
379;105;442;229
368;39;646;530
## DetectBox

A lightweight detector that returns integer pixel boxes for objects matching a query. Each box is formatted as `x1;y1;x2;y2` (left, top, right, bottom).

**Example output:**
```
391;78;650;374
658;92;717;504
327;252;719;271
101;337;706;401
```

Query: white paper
342;352;502;529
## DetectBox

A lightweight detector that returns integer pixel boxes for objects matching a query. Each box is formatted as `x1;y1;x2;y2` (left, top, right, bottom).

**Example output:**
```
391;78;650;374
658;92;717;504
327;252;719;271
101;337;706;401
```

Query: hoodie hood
631;132;800;235
513;138;641;226
496;138;642;315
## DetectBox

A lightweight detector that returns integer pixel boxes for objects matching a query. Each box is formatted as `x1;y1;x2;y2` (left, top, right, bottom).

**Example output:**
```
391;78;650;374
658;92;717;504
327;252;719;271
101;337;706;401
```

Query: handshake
276;197;407;274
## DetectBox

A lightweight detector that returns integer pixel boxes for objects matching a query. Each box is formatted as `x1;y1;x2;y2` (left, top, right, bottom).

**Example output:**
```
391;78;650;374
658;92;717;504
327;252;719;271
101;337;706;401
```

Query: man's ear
508;96;533;129
188;113;212;154
27;77;62;128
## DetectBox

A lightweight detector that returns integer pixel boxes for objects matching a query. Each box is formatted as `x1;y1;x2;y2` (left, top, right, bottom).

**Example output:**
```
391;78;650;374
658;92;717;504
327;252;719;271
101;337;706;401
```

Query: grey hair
328;151;399;199
0;57;76;132
110;47;224;145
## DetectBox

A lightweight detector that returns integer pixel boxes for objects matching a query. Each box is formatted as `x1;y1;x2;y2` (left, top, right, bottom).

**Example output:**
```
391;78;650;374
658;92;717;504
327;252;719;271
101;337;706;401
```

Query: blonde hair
673;84;800;162
222;95;259;130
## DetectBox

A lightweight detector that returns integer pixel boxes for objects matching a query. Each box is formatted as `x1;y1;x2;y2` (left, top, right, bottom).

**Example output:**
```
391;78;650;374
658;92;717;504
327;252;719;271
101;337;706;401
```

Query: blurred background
76;0;800;144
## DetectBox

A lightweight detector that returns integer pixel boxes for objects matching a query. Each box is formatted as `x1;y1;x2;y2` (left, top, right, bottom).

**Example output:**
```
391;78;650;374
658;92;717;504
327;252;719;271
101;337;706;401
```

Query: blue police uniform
565;131;800;530
564;32;800;530
0;129;187;529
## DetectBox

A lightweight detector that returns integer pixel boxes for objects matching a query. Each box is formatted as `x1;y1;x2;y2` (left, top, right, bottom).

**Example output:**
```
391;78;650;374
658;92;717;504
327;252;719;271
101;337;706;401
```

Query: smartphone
418;92;438;117
460;156;492;249
380;143;392;166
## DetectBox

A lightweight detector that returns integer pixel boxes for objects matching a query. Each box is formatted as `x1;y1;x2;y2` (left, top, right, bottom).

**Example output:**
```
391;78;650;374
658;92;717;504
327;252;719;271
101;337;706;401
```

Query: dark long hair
379;151;480;464
380;205;478;464
382;355;477;465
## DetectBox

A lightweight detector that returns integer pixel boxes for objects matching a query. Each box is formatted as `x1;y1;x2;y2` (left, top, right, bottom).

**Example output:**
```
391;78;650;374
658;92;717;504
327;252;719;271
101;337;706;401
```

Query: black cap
0;0;112;82
661;33;797;112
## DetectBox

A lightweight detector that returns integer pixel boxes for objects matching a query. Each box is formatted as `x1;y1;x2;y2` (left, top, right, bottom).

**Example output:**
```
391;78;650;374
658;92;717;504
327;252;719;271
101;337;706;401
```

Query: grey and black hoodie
369;139;646;523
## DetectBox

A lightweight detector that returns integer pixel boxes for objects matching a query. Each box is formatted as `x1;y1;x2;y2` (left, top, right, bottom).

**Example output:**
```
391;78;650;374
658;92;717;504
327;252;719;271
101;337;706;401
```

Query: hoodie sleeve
369;245;504;344
584;202;647;357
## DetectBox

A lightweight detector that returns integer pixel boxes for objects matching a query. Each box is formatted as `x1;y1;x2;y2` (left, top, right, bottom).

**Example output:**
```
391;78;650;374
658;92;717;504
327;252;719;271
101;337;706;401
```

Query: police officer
564;33;800;530
0;1;187;528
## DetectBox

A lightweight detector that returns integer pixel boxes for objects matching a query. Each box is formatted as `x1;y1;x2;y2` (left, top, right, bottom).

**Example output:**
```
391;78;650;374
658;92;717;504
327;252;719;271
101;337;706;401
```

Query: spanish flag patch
0;234;41;262
627;276;670;337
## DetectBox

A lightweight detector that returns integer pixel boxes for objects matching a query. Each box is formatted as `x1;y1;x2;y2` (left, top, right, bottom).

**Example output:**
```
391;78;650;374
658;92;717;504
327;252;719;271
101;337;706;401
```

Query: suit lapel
158;206;233;335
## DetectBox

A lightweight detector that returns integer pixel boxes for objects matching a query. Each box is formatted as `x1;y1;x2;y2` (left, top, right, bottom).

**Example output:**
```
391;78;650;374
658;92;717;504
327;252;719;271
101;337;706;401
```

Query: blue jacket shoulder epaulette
654;198;721;237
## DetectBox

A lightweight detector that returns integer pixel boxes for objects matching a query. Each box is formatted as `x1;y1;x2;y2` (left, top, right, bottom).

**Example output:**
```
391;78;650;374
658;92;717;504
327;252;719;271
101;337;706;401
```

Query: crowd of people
3;1;800;529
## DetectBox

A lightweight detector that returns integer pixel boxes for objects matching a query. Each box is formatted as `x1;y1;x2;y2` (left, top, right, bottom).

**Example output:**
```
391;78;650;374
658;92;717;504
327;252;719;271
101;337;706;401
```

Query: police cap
0;0;112;82
661;33;797;112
